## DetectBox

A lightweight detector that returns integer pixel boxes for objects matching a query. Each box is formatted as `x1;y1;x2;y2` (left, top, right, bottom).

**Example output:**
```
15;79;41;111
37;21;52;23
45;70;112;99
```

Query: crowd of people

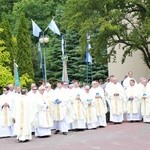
0;71;150;142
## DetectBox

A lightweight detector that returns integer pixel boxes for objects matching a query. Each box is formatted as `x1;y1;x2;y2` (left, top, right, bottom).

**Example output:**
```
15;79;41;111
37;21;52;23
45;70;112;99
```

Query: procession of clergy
0;71;150;142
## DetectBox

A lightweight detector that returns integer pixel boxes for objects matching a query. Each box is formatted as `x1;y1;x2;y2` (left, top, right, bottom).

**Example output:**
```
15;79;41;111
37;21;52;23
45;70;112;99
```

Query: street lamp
39;35;49;83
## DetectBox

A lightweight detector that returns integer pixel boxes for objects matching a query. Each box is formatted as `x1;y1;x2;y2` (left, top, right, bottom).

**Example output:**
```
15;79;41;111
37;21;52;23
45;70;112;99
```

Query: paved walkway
1;122;150;150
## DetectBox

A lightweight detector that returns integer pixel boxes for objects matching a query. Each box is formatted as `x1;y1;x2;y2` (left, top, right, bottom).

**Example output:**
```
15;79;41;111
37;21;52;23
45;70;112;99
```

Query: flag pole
91;63;93;82
61;35;69;83
86;62;89;84
86;33;90;84
39;31;49;84
32;18;60;84
43;31;47;84
13;60;20;88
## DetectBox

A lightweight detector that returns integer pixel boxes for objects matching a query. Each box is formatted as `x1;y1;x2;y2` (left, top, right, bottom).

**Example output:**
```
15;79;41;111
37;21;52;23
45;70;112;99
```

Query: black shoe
38;135;50;138
93;128;97;130
130;121;134;123
99;126;105;128
54;130;60;134
78;129;85;131
75;129;85;132
3;136;10;138
135;120;140;122
24;140;30;142
18;139;30;142
62;132;67;135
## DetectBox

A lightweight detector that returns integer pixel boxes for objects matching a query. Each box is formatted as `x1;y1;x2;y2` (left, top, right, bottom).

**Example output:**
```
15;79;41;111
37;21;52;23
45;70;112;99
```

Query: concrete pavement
1;122;150;150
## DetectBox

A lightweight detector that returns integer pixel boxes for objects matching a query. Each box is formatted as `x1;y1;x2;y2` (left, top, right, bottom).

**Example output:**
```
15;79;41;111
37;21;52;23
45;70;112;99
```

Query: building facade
108;44;150;82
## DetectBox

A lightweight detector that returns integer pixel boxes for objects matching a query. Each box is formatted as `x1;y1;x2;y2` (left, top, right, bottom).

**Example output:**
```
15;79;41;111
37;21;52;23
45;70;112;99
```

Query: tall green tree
47;2;108;84
13;0;65;30
46;30;108;85
46;34;62;83
0;0;20;21
1;19;16;71
0;28;13;89
63;0;150;69
16;14;34;79
65;31;108;83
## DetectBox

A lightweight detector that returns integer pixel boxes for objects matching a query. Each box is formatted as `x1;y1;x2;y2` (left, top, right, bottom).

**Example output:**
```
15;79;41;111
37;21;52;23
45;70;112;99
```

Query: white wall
108;44;150;82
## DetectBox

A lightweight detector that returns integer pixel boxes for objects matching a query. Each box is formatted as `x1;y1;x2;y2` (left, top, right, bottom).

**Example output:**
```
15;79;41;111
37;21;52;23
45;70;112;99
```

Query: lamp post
39;35;49;84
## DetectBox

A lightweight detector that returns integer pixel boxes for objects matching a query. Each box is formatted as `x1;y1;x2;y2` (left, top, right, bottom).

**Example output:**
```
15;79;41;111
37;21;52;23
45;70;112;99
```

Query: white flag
48;19;60;35
88;43;91;50
31;19;42;37
61;35;65;55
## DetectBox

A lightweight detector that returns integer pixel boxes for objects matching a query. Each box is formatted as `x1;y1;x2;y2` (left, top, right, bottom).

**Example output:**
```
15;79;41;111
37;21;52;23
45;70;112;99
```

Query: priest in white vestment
125;79;142;121
71;81;86;130
123;71;137;90
27;84;40;133
90;81;107;127
35;85;53;137
44;82;55;129
7;84;17;136
138;79;150;123
62;82;75;128
0;87;14;138
52;81;70;135
104;75;115;111
107;78;126;124
82;85;97;129
13;88;32;142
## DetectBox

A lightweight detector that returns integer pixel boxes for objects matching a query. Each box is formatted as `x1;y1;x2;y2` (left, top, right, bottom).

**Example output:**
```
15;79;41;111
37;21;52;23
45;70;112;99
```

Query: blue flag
38;42;42;69
48;19;60;35
14;62;20;87
86;51;92;64
31;19;42;37
86;43;92;64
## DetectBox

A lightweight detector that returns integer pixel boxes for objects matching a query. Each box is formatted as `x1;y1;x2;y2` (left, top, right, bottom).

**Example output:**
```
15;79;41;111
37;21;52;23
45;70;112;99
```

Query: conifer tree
0;28;13;90
1;19;15;71
16;13;34;79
